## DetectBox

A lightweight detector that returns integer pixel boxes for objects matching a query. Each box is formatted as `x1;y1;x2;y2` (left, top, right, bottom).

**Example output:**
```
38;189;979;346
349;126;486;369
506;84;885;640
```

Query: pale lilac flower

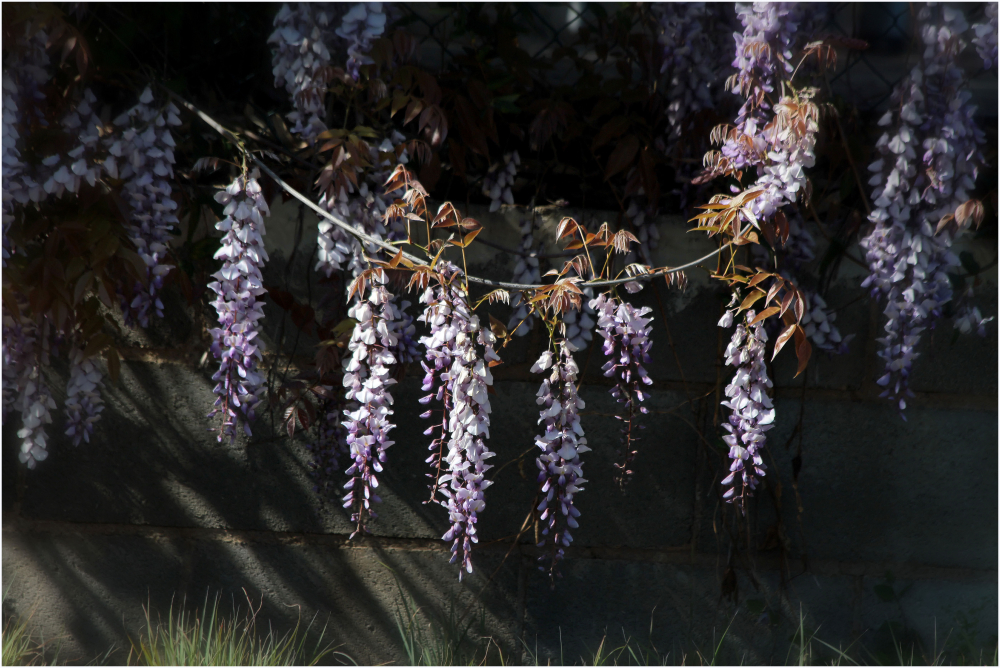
590;293;653;484
532;342;589;577
972;3;997;70
269;3;340;143
508;216;542;336
342;269;399;536
16;362;56;469
108;87;182;328
307;391;350;499
481;151;519;212
719;307;773;514
722;3;805;171
64;348;105;446
418;262;467;502
440;301;499;577
207;172;271;443
2;73;24;266
337;2;388;81
861;4;985;415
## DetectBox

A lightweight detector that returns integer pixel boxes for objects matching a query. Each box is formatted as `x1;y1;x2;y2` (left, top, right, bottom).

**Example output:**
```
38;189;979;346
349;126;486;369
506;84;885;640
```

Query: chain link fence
398;2;998;118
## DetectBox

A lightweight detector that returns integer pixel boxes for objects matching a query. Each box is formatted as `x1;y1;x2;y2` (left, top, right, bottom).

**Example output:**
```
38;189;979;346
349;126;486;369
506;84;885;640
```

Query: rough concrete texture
3;201;997;664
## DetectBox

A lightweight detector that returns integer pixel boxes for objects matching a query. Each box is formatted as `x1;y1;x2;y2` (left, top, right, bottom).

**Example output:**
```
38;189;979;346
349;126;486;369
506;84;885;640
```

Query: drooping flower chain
481;151;519;213
417;262;466;502
269;3;339;143
721;2;804;172
341;270;399;536
532;343;589;578
507;216;541;336
64;348;105;447
972;3;997;70
207;172;271;443
440;294;499;578
107;87;182;328
717;307;773;514
860;4;985;414
337;2;388;82
590;293;653;485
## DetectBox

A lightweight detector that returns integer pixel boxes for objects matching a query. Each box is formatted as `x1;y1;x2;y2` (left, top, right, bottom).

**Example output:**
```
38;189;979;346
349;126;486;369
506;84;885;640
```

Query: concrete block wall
3;200;996;664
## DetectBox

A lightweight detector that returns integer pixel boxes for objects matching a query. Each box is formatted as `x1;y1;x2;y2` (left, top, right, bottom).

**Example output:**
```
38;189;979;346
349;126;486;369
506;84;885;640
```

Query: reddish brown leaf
604;134;639;181
772;323;797;361
749;306;780;326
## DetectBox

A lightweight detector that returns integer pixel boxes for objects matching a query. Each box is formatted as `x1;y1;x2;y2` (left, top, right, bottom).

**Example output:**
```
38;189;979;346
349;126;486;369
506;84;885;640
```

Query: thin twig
164;87;730;291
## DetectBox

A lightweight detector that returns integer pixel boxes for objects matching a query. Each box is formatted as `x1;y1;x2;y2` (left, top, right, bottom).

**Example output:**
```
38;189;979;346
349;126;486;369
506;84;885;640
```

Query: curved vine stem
166;87;730;291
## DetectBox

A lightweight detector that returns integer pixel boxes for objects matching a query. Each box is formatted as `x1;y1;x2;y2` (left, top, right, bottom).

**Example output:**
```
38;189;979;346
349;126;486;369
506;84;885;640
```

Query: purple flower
861;4;985;415
107;87;182;328
718;307;773;514
481;151;519;213
440;308;499;578
418;262;467;504
532;343;588;579
417;261;499;577
972;3;997;70
269;3;339;143
207;172;271;443
307;391;350;499
589;293;653;485
507;216;542;336
337;2;388;81
341;269;399;536
64;349;105;446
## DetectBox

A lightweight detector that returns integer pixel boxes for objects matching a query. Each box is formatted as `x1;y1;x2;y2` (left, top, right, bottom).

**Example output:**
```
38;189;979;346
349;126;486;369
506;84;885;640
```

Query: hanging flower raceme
507;216;541;336
40;88;104;200
972;3;997;69
269;3;338;143
16;362;56;470
590;293;653;485
307;391;349;499
342;268;399;537
64;349;105;447
207;171;271;443
337;3;388;82
2;74;25;266
440;295;499;578
719;2;804;172
481;151;519;213
717;307;773;514
418;262;466;502
532;343;588;579
861;4;985;415
107;87;182;328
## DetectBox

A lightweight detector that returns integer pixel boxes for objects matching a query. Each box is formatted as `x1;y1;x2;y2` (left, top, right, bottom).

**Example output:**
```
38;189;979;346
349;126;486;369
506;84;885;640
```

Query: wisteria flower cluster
532;343;589;578
341;270;399;536
721;2;805;172
207;171;271;443
107;87;182;328
860;4;985;414
653;3;731;144
590;293;653;485
2;27;53;264
972;3;997;70
337;2;388;81
269;3;339;143
481;151;519;213
507;217;542;336
417;263;499;576
306;393;349;499
717;306;773;514
64;349;105;447
269;3;389;142
2;308;55;468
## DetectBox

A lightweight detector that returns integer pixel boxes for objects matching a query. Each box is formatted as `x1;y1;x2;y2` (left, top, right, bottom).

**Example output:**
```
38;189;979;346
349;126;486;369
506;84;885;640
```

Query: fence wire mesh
397;2;998;117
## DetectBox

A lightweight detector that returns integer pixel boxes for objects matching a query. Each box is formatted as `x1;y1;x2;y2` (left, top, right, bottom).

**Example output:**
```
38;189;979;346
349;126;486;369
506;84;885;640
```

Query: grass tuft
127;589;347;666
